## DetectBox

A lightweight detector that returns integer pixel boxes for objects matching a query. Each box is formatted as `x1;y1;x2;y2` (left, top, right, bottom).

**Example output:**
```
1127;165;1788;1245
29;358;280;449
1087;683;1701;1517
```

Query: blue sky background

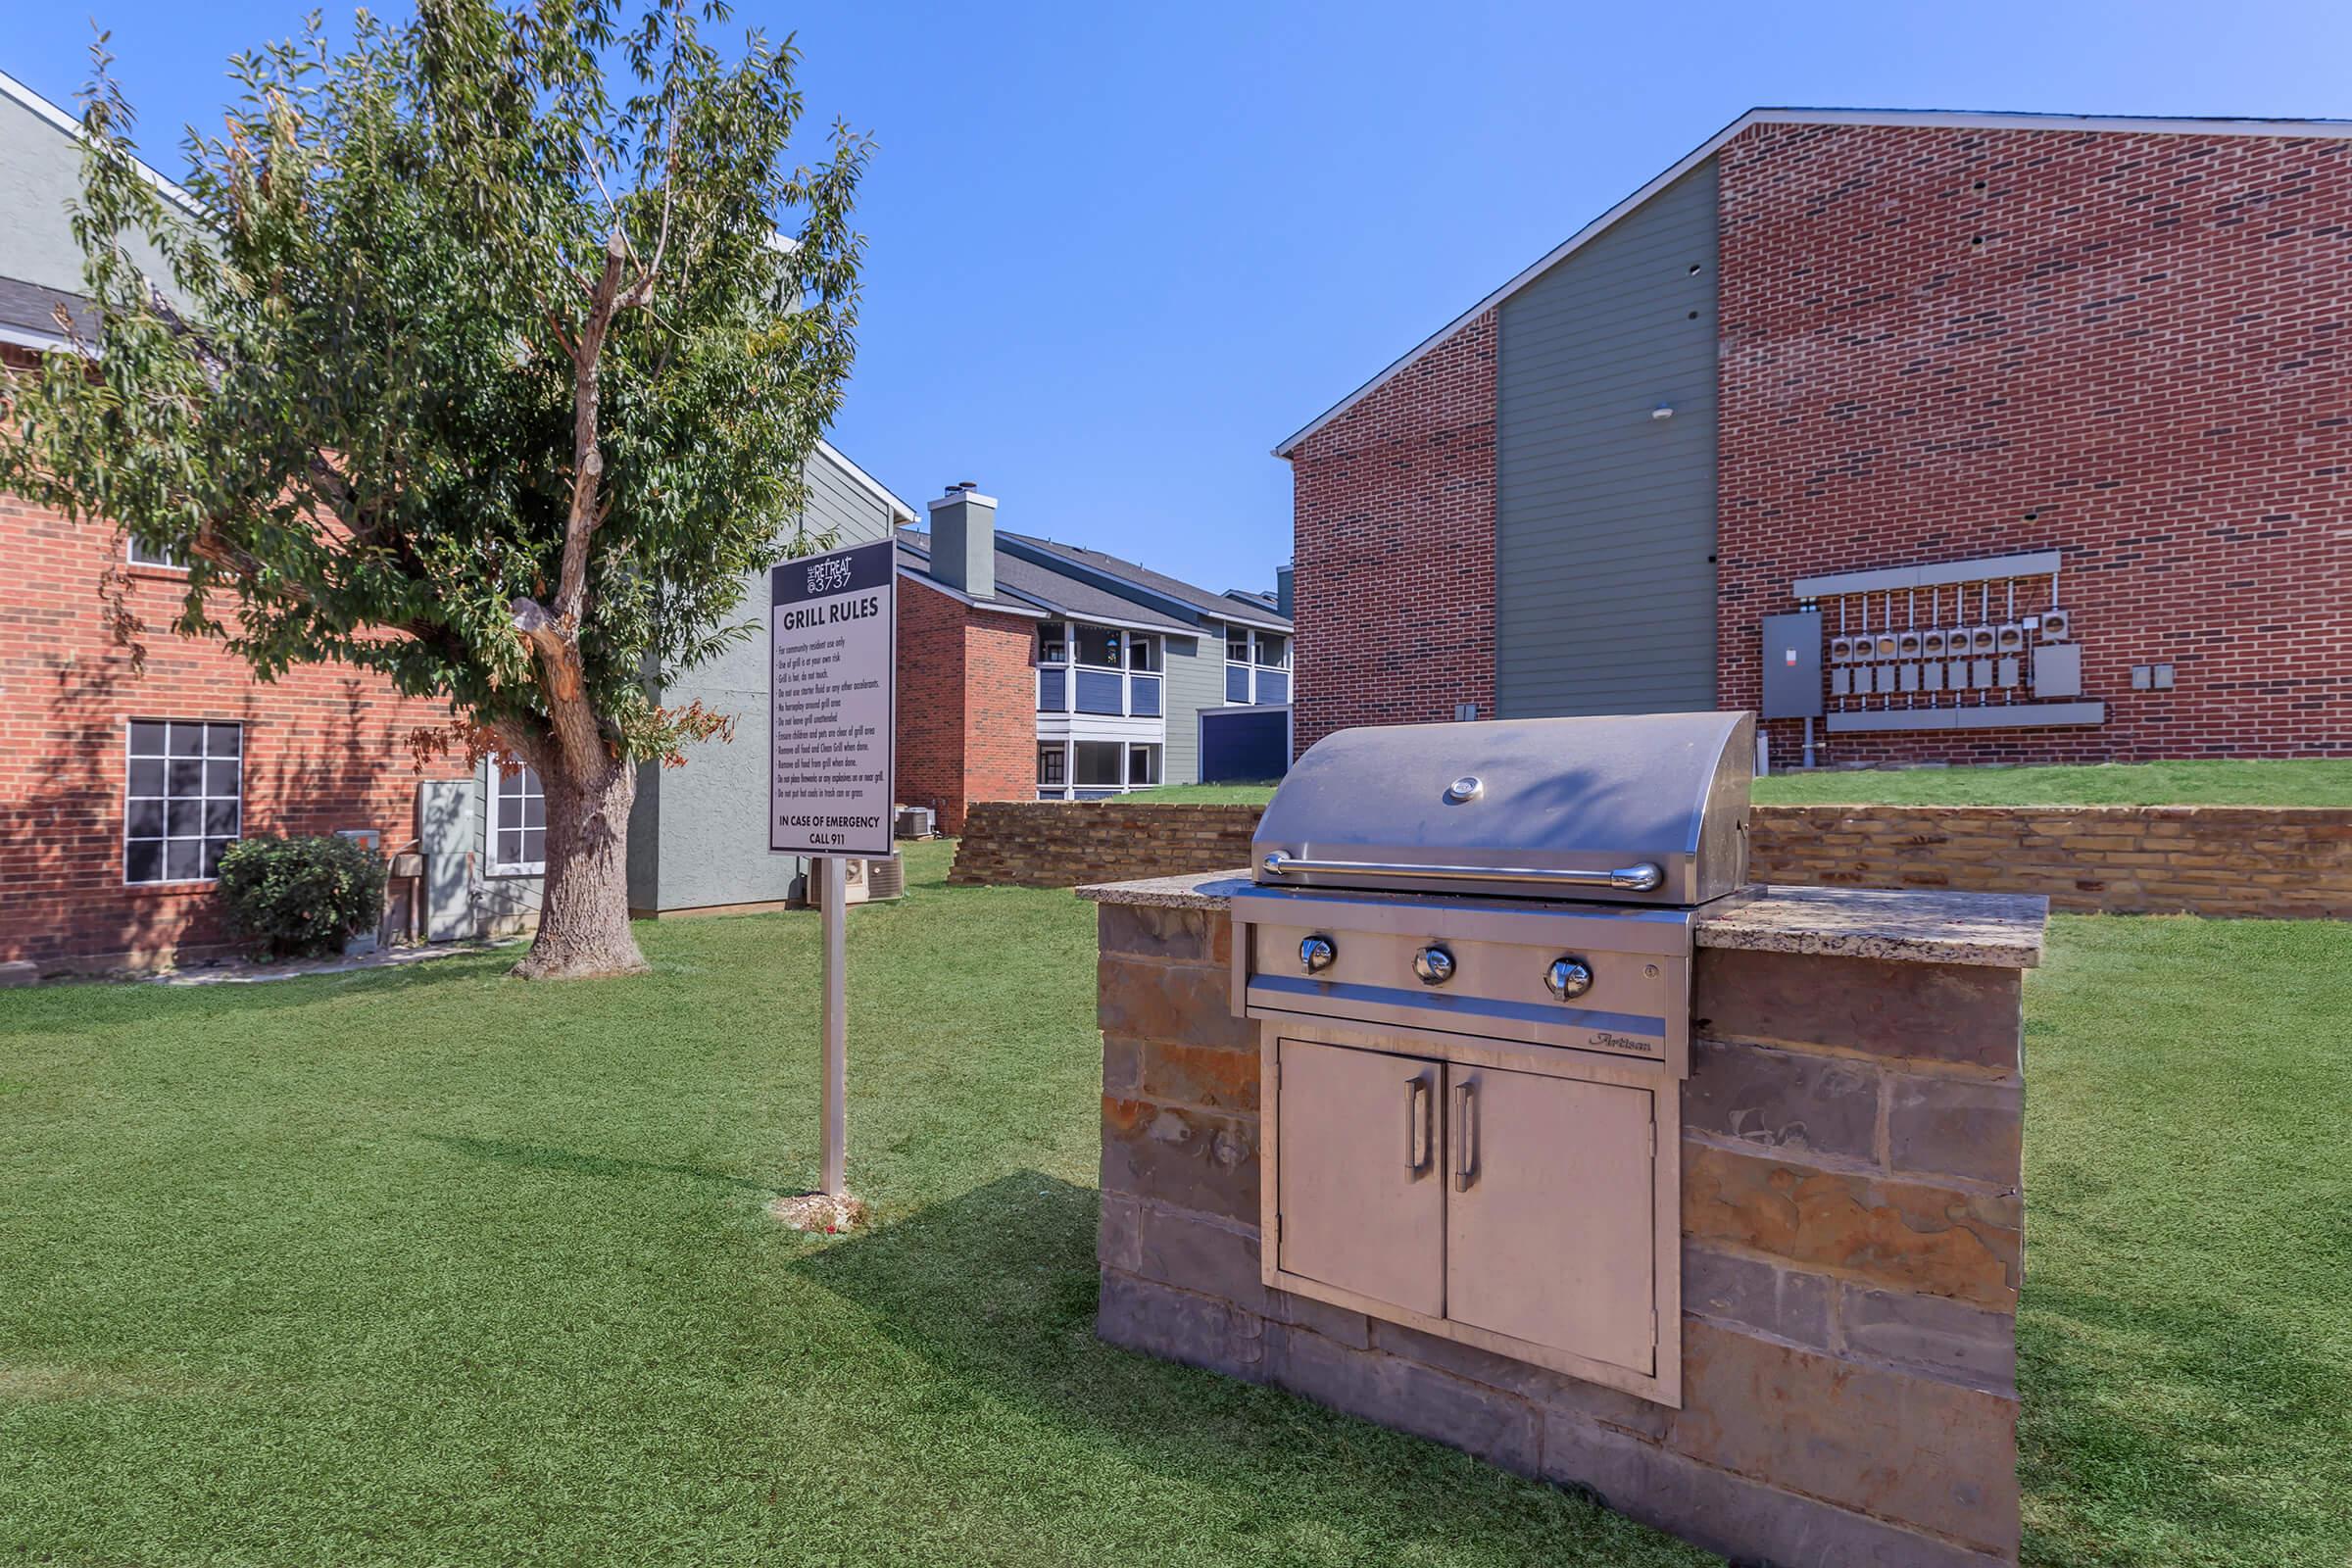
12;1;2352;596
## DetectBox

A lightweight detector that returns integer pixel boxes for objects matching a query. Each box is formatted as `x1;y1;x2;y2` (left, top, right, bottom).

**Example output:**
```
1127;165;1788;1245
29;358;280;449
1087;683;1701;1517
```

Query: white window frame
126;536;184;570
488;758;547;876
123;719;242;885
1223;625;1292;706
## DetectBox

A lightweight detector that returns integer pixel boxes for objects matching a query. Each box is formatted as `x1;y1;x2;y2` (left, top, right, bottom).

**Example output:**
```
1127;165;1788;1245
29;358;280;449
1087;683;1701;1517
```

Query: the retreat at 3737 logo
808;557;854;595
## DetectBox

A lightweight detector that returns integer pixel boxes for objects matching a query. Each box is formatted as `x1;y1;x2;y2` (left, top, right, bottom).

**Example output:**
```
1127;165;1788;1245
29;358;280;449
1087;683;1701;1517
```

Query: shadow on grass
789;1171;1698;1565
418;1134;781;1195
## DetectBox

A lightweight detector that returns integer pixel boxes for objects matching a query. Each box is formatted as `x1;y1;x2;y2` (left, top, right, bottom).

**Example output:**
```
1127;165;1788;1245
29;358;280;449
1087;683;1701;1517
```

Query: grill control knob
1544;956;1594;1002
1299;935;1336;975
1411;945;1455;986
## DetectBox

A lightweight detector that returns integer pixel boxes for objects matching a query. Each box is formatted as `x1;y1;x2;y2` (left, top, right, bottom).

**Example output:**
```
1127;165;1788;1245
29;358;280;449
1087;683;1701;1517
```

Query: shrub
215;834;388;959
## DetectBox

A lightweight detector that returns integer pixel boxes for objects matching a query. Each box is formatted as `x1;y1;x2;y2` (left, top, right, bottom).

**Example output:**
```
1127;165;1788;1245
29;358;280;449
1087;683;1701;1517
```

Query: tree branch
556;226;629;626
512;595;607;774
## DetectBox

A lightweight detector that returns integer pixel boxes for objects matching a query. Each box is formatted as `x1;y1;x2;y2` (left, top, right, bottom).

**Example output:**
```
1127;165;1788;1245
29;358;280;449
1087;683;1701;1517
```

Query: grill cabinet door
1445;1065;1655;1375
1275;1039;1445;1318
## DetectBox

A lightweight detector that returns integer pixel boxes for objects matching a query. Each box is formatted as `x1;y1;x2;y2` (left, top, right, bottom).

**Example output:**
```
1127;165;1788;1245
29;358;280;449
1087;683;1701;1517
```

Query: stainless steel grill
1230;711;1755;1408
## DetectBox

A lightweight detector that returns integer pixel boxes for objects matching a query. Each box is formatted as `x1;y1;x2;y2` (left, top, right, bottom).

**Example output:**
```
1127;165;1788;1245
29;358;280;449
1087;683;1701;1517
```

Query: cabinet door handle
1406;1075;1432;1174
1452;1078;1477;1192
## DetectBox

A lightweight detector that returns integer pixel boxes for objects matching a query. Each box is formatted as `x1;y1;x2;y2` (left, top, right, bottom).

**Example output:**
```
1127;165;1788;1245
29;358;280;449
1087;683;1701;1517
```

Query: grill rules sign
770;539;897;858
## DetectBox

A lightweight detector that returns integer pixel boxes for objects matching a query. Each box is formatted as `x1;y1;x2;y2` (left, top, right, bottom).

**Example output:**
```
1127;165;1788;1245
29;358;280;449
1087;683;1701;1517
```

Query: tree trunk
512;750;649;979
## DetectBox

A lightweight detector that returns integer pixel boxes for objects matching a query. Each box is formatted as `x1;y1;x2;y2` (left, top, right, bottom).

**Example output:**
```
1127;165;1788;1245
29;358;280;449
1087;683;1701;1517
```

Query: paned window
125;720;240;883
490;760;547;875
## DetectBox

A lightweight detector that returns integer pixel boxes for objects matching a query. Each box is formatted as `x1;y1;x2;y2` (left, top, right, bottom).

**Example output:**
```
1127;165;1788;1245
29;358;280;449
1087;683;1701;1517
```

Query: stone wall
956;799;2352;918
1095;899;2027;1567
1749;804;2352;918
949;801;1261;888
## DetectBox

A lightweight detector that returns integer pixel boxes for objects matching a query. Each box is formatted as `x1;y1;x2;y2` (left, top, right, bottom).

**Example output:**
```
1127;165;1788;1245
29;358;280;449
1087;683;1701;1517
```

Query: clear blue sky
13;1;2352;596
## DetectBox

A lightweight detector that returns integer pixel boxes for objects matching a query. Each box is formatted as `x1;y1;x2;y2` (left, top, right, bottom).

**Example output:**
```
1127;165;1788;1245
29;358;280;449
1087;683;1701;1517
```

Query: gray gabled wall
1494;161;1719;717
628;445;900;913
0;86;186;315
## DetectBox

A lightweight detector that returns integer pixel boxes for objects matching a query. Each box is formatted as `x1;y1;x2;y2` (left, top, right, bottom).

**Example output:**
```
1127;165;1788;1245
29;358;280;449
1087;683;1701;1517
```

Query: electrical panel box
2034;643;2083;698
1759;612;1824;718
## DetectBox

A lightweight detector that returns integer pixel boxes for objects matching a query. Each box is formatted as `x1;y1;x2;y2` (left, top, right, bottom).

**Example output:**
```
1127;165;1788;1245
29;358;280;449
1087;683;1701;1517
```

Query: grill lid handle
1259;852;1666;894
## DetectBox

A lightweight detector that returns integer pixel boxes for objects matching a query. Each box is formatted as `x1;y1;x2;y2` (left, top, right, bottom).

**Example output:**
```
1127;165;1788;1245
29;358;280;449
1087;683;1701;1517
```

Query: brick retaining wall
952;799;2352;918
1750;805;2352;918
948;801;1262;888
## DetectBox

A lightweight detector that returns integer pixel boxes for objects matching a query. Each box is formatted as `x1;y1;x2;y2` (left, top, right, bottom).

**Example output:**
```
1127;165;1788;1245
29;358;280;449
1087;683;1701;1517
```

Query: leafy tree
0;0;867;976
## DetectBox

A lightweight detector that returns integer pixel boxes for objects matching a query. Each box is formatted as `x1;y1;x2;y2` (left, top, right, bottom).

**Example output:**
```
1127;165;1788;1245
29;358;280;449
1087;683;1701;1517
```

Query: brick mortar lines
1691;1029;2022;1083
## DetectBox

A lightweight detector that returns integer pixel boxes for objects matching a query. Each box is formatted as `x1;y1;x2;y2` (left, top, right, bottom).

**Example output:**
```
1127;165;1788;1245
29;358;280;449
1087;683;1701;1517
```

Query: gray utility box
2035;642;2083;698
416;780;477;943
1758;612;1824;718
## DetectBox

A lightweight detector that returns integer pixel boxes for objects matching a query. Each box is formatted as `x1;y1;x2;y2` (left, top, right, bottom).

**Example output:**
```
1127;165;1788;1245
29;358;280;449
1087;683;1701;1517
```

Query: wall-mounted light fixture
1650;404;1674;420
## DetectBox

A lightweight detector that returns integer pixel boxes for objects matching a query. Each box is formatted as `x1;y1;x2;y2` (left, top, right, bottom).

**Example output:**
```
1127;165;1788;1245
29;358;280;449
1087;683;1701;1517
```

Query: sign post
769;538;897;1207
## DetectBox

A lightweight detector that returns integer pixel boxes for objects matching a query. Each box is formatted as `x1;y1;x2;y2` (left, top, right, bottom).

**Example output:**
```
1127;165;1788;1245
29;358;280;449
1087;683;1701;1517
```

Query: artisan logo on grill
1587;1031;1658;1054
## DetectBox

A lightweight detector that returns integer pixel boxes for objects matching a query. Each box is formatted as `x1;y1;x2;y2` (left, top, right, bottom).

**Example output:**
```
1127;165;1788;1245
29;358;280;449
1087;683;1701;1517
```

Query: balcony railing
1040;662;1165;719
1074;667;1124;715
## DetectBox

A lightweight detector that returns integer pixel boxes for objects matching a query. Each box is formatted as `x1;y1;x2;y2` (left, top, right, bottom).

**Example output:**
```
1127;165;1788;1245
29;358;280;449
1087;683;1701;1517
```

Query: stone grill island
1082;855;2042;1567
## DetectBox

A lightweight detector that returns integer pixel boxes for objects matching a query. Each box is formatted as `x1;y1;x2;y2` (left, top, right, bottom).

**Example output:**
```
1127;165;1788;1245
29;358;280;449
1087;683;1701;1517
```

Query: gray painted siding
1161;632;1219;784
636;445;898;911
798;450;899;548
0;90;185;315
472;762;544;935
1494;161;1719;717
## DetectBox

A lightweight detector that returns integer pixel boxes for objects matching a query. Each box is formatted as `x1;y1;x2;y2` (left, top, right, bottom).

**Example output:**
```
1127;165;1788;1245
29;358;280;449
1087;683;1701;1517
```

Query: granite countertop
1076;871;2046;969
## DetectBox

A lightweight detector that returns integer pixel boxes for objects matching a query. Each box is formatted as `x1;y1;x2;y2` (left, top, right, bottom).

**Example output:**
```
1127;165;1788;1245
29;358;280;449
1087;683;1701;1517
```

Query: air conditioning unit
807;858;870;908
895;806;937;840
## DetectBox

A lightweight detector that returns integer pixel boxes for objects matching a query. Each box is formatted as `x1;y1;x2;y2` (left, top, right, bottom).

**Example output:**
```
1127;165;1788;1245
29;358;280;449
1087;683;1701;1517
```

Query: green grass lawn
1129;759;2352;809
1754;758;2352;807
1119;781;1282;804
2;845;2347;1566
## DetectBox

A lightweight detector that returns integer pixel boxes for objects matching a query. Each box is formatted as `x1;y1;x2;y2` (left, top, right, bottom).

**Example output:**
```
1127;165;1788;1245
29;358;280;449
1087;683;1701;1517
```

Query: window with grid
490;760;547;874
124;720;240;883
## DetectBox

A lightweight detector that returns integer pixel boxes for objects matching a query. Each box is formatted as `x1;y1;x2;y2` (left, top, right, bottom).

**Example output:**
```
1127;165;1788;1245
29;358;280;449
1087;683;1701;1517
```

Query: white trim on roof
1272;104;2352;458
814;438;916;523
0;67;209;223
0;322;71;354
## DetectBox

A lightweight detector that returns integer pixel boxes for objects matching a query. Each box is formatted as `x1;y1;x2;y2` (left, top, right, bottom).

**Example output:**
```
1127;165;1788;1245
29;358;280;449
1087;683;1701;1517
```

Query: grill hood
1252;712;1754;906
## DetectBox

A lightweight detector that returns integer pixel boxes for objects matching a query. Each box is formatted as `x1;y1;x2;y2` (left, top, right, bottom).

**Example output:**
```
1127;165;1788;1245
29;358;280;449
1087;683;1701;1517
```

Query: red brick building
893;484;1294;833
895;533;1038;836
1280;110;2352;766
0;403;472;971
